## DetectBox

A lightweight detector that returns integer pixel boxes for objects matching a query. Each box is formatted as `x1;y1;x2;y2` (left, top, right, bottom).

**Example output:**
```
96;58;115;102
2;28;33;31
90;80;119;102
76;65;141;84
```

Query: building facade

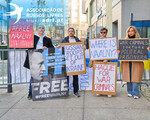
83;0;150;43
66;0;87;41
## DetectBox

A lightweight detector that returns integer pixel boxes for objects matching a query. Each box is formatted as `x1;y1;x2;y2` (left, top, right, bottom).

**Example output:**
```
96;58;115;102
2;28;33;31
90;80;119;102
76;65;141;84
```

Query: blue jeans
127;62;140;97
127;82;139;96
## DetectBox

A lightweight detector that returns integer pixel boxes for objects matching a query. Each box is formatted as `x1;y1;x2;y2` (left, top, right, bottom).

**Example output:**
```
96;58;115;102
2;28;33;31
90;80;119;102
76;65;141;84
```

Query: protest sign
29;48;68;101
92;62;117;95
61;42;86;76
10;19;33;48
69;67;93;91
89;37;118;60
119;38;148;61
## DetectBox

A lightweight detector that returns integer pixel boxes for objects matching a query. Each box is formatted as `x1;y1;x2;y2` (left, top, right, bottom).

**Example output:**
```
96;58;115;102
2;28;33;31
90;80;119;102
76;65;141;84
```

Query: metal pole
7;0;12;93
1;20;2;45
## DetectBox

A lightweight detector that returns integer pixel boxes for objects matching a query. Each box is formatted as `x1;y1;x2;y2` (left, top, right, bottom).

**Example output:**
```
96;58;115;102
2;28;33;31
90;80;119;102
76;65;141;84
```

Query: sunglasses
100;32;106;34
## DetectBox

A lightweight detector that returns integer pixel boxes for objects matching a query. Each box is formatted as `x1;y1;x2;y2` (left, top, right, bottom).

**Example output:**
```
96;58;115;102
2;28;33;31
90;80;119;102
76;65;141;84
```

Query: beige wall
112;1;121;39
106;0;112;37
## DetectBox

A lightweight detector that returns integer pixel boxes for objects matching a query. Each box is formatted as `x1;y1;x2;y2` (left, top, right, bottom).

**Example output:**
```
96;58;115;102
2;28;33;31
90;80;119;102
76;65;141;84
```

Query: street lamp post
6;0;12;93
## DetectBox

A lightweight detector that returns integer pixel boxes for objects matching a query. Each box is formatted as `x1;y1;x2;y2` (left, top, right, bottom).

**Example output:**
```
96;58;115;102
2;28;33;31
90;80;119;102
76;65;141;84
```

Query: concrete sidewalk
0;83;150;120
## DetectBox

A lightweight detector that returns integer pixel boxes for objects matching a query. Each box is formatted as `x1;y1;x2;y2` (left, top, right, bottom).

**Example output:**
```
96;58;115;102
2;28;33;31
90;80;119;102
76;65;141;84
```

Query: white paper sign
69;67;93;91
64;44;85;72
94;64;116;92
89;38;118;60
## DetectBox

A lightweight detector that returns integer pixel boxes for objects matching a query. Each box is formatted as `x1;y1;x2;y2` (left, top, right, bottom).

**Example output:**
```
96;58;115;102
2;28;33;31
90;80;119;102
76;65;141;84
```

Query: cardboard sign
10;19;33;48
61;42;86;76
92;62;117;95
89;37;118;60
119;38;148;61
29;48;68;101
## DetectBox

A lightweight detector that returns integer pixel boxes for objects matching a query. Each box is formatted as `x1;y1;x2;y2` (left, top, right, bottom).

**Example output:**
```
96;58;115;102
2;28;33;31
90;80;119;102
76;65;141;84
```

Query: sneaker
27;93;32;100
128;94;132;97
96;94;100;96
74;92;80;97
107;95;112;98
134;96;139;99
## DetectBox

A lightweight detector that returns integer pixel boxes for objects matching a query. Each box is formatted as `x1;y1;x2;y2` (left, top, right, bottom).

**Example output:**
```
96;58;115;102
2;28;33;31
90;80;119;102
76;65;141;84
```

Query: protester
61;27;81;97
121;26;145;99
24;24;54;100
89;28;113;97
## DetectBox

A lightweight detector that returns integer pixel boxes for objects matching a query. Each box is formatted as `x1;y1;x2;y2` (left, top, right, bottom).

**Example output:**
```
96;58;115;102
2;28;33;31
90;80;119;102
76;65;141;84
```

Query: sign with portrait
29;48;69;101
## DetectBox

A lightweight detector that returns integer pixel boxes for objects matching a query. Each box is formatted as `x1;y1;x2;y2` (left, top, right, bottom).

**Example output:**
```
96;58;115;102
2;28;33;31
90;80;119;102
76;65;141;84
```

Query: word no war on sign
92;62;117;95
89;37;118;60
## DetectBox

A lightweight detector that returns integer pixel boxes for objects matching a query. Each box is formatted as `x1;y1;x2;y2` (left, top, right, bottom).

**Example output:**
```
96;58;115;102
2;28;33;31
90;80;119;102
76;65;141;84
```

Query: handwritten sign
119;38;148;61
10;19;33;48
69;67;93;91
89;37;118;60
61;42;86;75
92;62;117;95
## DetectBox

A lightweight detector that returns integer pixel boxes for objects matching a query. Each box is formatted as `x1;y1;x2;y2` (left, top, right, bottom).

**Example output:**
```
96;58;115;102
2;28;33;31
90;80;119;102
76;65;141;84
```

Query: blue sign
0;13;3;21
42;47;66;76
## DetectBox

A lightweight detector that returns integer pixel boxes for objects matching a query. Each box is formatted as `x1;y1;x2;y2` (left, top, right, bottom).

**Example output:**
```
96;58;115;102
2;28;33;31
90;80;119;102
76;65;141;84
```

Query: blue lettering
91;49;117;58
67;64;84;72
90;41;97;48
112;39;116;47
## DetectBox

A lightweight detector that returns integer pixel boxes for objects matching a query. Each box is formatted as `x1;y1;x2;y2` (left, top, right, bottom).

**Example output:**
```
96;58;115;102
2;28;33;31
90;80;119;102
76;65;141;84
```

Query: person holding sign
24;24;54;100
89;28;113;97
121;26;145;99
57;27;82;97
89;28;109;67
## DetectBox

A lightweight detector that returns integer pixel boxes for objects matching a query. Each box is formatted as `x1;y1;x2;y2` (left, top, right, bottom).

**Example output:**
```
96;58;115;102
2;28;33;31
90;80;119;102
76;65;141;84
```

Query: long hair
125;26;140;39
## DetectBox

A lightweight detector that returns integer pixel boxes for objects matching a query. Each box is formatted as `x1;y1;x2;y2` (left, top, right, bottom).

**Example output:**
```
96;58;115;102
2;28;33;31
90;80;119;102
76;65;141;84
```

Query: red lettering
102;70;109;76
110;84;115;91
94;84;112;91
97;76;110;83
109;65;115;71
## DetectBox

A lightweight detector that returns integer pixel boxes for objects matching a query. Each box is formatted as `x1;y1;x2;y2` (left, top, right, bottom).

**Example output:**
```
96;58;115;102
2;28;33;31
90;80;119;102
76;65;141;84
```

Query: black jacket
61;36;81;43
24;35;54;69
